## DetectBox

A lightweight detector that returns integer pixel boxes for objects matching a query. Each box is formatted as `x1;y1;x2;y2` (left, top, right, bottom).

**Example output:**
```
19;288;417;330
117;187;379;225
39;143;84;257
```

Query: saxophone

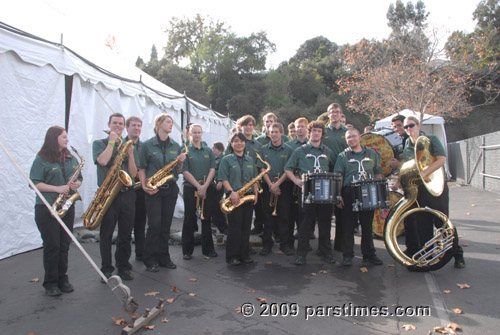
83;137;133;230
384;136;455;271
145;138;188;189
220;153;270;214
52;146;84;218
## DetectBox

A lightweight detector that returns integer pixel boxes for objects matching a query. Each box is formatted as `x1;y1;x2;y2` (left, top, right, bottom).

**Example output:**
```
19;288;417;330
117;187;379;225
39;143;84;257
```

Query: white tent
0;22;233;260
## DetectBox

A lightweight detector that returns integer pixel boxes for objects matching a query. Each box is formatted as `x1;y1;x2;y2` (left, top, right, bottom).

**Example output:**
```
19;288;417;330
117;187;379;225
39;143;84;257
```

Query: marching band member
181;124;218;259
93;113;138;282
125;116;146;261
256;112;289;145
322;103;349;252
138;113;185;272
30;126;82;296
334;128;383;266
287;122;296;140
400;116;465;268
211;142;228;235
285;121;336;265
258;123;294;256
218;132;259;266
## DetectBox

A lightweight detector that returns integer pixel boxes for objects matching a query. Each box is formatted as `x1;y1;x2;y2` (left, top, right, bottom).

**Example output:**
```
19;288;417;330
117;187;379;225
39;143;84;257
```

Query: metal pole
482;136;485;190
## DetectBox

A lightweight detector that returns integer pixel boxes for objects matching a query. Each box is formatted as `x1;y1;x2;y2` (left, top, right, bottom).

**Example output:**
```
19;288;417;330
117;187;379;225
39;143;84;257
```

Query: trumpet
269;175;279;216
195;177;206;220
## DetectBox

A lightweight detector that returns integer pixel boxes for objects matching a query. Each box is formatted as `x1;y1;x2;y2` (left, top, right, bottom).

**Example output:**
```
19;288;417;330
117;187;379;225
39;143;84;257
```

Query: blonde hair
262;112;277;122
189;123;203;132
405;115;420;125
153;113;173;134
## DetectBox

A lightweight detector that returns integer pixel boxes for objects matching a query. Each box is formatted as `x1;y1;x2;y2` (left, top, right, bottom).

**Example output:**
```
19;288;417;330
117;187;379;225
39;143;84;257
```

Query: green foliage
386;0;428;36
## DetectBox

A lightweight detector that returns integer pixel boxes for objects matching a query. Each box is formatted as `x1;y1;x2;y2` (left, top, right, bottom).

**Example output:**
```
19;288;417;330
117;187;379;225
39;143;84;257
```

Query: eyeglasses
404;123;417;129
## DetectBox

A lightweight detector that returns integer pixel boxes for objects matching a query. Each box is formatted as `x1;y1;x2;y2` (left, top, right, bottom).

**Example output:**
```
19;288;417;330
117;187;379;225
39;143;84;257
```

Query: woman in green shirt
30;126;82;296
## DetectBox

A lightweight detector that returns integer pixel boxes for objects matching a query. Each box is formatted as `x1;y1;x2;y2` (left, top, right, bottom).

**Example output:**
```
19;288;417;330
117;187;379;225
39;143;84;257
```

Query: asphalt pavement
1;183;499;335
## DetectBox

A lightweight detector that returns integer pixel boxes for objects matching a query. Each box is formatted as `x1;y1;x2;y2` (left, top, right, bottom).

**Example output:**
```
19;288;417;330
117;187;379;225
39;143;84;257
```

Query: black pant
341;187;376;258
143;183;178;267
133;188;147;258
99;189;136;273
226;202;253;261
296;199;333;258
211;187;228;234
35;205;74;290
333;206;343;251
261;182;292;249
404;183;463;259
182;185;216;255
252;186;264;230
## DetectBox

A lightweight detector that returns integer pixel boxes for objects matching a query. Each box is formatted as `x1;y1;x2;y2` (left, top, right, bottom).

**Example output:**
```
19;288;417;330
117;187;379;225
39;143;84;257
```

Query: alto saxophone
220;153;270;214
52;146;84;218
145;138;188;189
83;136;133;230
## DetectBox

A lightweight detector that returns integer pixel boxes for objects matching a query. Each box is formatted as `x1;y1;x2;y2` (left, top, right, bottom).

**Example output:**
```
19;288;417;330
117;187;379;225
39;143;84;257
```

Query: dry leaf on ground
30;278;40;283
360;267;368;273
266;261;272;265
456;283;471;289
462;242;469;247
189;278;198;282
401;324;416;331
247;290;256;293
144;291;160;296
256;297;267;303
236;307;241;314
165;298;175;303
188;292;196;296
145;325;155;330
161;318;169;323
311;272;317;276
387;264;396;267
319;270;328;274
442;290;451;294
112;316;127;326
171;286;178;292
452;308;463;314
447;323;461;331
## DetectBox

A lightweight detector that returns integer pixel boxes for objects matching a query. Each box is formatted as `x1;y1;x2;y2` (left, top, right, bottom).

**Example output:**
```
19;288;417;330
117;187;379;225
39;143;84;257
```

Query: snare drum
351;178;389;212
302;172;342;204
361;128;403;176
372;191;404;238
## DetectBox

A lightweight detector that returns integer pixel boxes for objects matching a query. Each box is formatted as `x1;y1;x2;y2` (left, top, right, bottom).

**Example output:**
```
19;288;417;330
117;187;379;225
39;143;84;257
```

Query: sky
1;0;479;69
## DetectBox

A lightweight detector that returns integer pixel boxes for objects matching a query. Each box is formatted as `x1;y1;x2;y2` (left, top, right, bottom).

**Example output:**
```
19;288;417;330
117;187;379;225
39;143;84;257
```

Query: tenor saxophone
83;137;133;230
145;139;188;189
52;146;84;218
220;153;270;214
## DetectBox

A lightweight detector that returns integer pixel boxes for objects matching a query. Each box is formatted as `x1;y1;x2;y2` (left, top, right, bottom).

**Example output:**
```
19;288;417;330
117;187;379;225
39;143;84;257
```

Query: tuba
146;138;188;189
83;136;133;230
220;153;270;214
52;146;84;218
384;136;455;271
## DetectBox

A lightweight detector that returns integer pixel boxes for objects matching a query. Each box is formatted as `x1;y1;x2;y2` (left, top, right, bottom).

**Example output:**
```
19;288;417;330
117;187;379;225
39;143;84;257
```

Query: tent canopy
0;21;233;260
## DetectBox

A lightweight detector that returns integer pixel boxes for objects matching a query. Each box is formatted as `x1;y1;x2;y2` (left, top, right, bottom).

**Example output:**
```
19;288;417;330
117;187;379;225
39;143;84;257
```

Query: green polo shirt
285;143;336;177
256;133;289;146
285;138;309;152
30;154;82;205
218;153;258;192
257;142;294;180
402;134;446;162
322;124;348;157
93;137;139;187
224;136;262;162
334;146;382;186
182;143;215;187
138;135;182;181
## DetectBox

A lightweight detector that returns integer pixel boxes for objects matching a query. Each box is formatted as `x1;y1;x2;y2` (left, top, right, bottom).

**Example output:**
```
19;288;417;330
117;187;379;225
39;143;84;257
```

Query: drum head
361;133;394;176
372;191;404;238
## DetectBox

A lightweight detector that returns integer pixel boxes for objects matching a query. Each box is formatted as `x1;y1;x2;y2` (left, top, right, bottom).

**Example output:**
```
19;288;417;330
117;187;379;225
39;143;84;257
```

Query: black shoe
46;287;62;297
145;264;159;272
160;261;177;269
183;254;192;260
260;247;272;256
241;257;254;264
363;255;383;265
203;252;218;258
250;227;263;235
228;257;241;266
294;256;306;265
280;247;294;256
101;271;113;283
322;255;336;264
59;282;74;293
342;257;353;266
249;247;257;255
118;270;134;281
454;257;465;269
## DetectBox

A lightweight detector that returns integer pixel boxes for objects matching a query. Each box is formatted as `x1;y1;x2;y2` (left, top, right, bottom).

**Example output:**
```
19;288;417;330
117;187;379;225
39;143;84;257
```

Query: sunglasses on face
404;123;416;129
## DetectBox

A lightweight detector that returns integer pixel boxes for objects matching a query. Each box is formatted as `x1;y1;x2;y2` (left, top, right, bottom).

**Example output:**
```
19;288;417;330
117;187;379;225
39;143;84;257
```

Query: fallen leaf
458;235;463;238
171;286;178;292
401;324;416;331
203;256;210;260
161;318;169;323
144;291;160;296
387;264;396;267
456;283;471;289
28;333;35;335
452;308;463;314
442;290;451;294
433;326;445;332
30;278;40;283
392;304;397;307
112;316;127;326
145;325;155;330
446;323;461;331
462;242;469;247
256;297;267;303
464;212;471;215
189;292;196;296
236;307;241;314
319;270;328;274
311;272;317;276
360;267;368;273
166;298;175;303
471;204;477;207
247;290;256;293
189;278;198;282
275;250;283;254
266;261;273;265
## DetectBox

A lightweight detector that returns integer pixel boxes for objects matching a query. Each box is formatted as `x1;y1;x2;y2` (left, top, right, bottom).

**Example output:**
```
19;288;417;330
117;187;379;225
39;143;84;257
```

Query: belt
159;182;173;190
